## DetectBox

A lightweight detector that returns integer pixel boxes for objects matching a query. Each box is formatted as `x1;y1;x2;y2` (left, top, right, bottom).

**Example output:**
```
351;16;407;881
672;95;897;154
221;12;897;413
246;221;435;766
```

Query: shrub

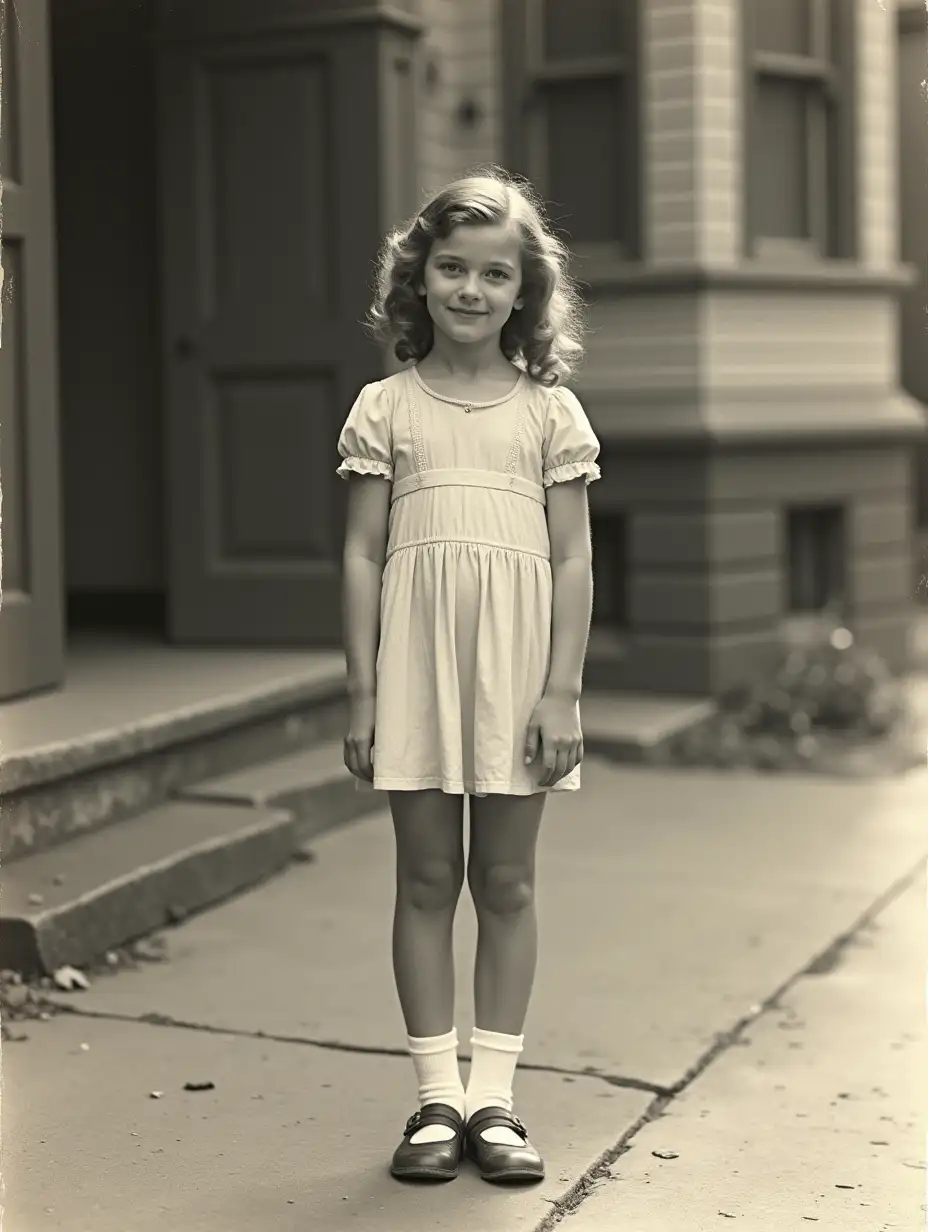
670;616;909;772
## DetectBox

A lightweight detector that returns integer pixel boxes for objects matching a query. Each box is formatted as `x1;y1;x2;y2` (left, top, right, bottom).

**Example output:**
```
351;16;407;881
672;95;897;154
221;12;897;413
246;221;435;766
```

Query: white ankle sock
407;1028;465;1144
465;1027;525;1146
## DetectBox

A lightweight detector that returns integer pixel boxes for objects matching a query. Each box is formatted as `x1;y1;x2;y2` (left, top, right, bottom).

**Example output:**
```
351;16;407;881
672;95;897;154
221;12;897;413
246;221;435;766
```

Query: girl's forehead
432;222;522;266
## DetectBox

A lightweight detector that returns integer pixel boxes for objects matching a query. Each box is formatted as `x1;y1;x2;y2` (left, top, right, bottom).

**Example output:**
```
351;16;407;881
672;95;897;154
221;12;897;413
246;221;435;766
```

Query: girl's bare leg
390;789;465;1036
389;789;468;1148
468;792;546;1035
465;792;547;1147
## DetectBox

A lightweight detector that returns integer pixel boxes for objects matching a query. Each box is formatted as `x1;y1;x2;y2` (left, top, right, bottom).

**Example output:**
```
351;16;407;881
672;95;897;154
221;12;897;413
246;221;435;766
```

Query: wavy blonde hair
368;166;586;387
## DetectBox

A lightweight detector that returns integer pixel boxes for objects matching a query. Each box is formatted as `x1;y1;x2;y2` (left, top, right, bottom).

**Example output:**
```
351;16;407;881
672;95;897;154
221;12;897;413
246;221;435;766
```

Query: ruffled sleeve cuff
336;456;393;481
543;459;602;488
336;381;395;481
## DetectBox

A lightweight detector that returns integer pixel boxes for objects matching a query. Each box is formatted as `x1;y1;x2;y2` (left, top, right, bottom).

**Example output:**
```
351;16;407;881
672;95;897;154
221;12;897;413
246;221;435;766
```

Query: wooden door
155;9;413;645
0;0;65;700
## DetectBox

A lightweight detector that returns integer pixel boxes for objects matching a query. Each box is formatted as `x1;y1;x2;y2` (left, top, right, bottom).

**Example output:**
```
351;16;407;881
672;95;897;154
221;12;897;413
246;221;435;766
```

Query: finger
359;739;375;782
524;724;540;764
541;736;557;781
540;739;561;786
344;740;358;777
550;747;570;786
563;744;580;778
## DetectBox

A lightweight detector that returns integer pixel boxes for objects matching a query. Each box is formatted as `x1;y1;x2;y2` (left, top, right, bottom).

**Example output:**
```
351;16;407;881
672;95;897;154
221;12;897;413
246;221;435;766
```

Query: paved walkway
2;757;926;1231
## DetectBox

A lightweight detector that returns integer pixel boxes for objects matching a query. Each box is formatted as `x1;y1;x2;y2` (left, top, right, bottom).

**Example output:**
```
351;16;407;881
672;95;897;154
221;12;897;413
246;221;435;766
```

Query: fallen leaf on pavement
132;937;168;962
652;1151;679;1160
5;985;29;1010
149;1091;164;1100
183;1081;216;1092
719;1213;736;1219
27;893;44;906
52;966;90;991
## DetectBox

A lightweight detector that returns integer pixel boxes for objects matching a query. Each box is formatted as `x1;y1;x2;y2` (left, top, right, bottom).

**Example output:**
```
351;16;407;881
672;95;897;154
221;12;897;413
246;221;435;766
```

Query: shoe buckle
511;1114;527;1135
405;1111;421;1132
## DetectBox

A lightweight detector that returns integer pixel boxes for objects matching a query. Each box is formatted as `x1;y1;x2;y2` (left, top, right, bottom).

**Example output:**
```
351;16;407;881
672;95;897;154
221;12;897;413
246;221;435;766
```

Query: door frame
0;0;65;700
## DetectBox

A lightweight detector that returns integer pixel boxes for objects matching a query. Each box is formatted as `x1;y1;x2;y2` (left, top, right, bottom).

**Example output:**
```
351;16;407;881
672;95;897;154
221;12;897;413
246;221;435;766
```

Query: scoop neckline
411;364;525;408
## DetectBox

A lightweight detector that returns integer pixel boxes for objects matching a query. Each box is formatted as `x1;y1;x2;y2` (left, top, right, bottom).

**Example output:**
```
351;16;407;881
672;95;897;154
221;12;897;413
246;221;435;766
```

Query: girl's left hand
525;692;583;787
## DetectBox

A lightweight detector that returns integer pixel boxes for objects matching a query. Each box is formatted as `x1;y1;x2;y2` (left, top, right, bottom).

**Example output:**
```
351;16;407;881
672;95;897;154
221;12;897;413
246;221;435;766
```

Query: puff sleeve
336;381;394;481
542;386;601;488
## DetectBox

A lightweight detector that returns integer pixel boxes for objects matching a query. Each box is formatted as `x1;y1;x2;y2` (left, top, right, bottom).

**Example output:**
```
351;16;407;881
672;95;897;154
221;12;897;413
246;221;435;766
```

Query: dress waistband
391;468;546;506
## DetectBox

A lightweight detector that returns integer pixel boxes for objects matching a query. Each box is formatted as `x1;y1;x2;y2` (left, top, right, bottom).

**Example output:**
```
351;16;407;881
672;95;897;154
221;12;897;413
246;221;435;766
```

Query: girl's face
419;223;524;347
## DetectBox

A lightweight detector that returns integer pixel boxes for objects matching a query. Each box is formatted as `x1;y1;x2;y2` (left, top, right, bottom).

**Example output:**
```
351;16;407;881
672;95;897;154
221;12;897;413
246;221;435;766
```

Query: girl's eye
437;263;507;280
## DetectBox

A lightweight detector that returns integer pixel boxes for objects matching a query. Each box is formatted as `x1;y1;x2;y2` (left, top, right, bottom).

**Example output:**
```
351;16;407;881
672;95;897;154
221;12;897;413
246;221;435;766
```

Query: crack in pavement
531;853;928;1230
41;850;926;1229
48;1002;670;1096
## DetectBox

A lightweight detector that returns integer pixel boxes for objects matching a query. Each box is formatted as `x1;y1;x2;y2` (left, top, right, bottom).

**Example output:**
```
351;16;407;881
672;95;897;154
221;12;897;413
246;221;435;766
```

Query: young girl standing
338;167;600;1184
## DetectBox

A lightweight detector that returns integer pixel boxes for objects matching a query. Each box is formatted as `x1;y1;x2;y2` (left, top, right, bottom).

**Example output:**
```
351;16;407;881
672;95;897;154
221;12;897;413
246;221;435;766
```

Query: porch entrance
0;0;420;703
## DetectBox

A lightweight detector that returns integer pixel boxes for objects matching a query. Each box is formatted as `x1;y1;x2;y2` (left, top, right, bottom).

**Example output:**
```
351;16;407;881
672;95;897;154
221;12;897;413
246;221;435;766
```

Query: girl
337;166;600;1185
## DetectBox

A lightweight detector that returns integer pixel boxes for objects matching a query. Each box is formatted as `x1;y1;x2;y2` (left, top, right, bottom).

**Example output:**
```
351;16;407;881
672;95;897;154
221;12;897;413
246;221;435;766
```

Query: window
785;505;846;613
744;0;854;259
590;511;628;630
502;0;639;260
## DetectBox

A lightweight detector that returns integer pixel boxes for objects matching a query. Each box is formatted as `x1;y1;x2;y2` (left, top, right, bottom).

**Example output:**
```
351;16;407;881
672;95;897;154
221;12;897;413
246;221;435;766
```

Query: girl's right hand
344;695;376;782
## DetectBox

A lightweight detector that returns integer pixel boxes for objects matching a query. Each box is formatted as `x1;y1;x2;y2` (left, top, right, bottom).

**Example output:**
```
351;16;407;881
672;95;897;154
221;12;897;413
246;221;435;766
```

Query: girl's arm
342;475;391;700
544;477;594;701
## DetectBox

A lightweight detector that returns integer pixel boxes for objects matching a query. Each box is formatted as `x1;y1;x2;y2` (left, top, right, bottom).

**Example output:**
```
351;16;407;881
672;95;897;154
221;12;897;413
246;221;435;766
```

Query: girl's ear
513;295;524;311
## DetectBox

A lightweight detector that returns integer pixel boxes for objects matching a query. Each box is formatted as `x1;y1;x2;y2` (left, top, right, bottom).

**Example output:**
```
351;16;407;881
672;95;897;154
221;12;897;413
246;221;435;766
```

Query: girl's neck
419;338;515;383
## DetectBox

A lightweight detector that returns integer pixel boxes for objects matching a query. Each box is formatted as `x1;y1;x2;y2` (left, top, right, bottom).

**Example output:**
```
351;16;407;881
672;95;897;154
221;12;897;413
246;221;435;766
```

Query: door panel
157;19;404;645
0;0;65;699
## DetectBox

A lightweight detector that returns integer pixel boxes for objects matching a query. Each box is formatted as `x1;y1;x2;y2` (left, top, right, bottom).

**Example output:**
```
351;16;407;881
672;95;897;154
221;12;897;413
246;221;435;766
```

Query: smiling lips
451;308;486;316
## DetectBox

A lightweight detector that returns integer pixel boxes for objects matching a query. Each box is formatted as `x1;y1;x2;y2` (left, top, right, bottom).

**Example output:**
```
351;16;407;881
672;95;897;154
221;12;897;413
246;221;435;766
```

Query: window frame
590;509;629;631
785;503;847;615
501;0;641;262
742;0;856;262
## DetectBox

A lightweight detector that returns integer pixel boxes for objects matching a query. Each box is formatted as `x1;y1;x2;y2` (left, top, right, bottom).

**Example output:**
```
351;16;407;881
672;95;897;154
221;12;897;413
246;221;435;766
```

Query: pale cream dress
336;365;601;796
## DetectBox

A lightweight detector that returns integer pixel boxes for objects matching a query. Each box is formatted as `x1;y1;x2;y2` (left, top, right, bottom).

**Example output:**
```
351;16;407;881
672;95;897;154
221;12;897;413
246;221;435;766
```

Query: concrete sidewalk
1;757;926;1231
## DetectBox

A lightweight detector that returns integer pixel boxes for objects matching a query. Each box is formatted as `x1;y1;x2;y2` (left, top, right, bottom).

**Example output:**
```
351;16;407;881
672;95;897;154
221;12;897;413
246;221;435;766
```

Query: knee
469;862;535;917
399;857;464;912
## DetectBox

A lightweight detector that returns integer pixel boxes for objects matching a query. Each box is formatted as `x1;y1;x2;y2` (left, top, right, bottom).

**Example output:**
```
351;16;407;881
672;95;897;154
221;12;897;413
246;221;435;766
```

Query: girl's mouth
450;308;487;317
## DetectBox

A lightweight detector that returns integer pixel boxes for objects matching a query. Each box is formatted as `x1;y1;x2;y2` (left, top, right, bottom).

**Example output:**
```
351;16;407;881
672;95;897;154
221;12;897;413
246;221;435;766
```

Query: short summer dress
336;364;601;796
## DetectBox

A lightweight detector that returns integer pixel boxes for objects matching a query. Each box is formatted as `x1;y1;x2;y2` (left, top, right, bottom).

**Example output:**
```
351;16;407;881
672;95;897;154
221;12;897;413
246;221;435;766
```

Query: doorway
50;0;167;640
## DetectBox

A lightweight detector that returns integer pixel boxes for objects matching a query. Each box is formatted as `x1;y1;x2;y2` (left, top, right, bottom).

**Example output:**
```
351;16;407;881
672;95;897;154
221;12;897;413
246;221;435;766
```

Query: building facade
1;0;925;704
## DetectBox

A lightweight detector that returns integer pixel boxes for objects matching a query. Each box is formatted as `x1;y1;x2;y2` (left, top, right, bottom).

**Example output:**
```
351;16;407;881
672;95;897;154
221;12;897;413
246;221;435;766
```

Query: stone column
856;0;899;270
643;0;741;266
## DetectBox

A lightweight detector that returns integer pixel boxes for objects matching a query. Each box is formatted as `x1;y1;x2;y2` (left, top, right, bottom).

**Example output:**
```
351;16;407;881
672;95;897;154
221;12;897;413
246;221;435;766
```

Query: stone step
1;640;349;864
0;740;383;974
581;692;717;763
177;739;381;831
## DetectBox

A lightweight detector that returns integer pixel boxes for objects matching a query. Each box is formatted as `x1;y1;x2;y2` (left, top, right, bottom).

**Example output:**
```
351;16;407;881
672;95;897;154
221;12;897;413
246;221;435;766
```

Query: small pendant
464;404;473;414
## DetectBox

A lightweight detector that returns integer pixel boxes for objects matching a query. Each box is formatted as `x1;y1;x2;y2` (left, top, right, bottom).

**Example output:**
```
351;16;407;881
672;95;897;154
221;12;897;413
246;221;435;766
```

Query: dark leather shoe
465;1106;545;1183
390;1103;464;1181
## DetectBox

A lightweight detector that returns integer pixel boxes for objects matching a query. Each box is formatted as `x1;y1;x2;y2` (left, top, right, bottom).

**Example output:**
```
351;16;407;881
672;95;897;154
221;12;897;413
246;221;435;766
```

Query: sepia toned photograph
0;1;926;1228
